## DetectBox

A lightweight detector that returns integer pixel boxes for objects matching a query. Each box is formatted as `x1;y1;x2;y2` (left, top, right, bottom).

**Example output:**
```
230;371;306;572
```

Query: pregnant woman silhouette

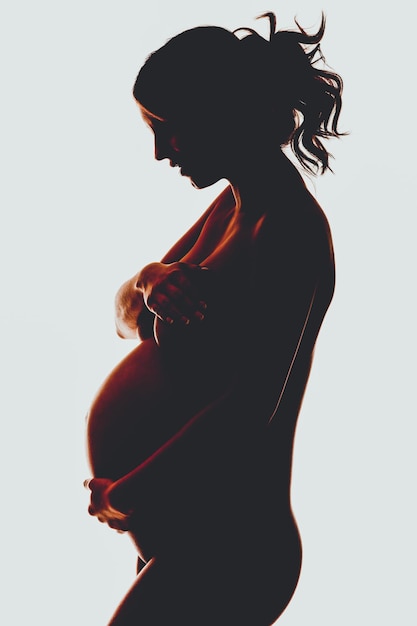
85;12;344;625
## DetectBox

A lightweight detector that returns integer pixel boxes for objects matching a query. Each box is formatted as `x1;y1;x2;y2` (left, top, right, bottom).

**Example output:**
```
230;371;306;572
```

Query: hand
115;274;151;340
138;262;208;326
84;477;132;533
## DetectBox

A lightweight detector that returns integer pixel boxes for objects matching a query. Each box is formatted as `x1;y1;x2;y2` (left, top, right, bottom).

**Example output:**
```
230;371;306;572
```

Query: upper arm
252;202;333;314
161;186;233;263
243;209;329;391
254;217;317;311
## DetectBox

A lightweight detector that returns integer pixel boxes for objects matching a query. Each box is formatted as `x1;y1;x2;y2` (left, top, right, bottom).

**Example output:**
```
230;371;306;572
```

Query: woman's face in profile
138;102;227;189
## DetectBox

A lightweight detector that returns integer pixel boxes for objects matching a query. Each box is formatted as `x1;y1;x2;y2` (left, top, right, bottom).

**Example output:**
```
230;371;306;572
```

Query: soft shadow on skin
84;11;346;626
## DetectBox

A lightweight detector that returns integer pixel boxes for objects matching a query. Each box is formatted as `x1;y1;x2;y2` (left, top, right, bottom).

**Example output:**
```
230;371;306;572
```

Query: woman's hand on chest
137;261;209;327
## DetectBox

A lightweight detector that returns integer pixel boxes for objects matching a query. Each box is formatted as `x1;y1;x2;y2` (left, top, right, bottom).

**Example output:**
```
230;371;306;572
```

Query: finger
169;269;193;290
170;267;209;317
149;276;206;324
86;477;111;495
150;292;193;325
88;501;105;517
164;283;206;321
107;518;131;532
146;292;175;317
152;284;188;308
86;478;100;490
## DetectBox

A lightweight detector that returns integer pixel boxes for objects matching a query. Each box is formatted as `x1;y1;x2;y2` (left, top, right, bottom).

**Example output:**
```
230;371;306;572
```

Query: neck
228;149;307;215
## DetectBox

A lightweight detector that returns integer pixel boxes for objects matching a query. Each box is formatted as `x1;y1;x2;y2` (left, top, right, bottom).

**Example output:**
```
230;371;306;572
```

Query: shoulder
249;189;335;321
254;188;334;270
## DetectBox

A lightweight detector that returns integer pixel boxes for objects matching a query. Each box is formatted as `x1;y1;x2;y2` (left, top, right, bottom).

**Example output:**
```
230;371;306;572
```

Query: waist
128;498;298;563
126;453;297;562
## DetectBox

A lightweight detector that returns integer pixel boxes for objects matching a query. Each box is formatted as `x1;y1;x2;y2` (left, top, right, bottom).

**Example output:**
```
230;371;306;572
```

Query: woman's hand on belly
84;477;132;533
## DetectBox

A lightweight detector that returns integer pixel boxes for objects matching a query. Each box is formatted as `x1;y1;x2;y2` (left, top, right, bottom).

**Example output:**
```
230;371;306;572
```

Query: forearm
114;188;231;339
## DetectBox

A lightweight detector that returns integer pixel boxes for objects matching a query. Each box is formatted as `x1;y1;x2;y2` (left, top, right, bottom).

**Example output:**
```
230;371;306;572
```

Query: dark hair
133;27;241;120
133;12;345;175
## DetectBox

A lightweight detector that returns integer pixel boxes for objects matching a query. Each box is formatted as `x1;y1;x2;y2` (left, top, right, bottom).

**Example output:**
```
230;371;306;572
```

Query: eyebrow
139;104;166;124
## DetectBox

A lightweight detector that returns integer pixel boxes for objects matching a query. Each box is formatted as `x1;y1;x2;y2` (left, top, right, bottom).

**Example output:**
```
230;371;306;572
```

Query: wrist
107;482;133;517
136;262;164;292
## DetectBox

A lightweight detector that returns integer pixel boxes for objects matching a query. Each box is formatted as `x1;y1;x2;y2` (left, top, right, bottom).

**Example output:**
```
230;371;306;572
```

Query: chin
185;169;222;190
190;179;217;190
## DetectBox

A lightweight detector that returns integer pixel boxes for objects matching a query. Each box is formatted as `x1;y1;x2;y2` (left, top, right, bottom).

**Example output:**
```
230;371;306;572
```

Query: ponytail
234;12;345;174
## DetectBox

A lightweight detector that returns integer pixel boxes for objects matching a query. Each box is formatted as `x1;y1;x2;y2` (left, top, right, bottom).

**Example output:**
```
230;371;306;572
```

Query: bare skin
85;107;335;625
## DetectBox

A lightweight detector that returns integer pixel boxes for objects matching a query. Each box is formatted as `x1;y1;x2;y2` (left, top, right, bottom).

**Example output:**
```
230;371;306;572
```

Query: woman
85;12;344;626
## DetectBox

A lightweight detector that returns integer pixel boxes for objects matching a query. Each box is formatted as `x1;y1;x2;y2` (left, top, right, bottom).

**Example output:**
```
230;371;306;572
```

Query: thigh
107;556;214;626
107;533;302;626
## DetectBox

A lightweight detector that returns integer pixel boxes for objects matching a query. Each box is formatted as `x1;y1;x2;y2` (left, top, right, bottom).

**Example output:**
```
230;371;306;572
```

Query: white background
1;1;416;624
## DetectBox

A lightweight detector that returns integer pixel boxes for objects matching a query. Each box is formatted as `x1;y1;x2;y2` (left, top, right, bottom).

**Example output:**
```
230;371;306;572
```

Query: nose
154;136;169;161
154;134;180;162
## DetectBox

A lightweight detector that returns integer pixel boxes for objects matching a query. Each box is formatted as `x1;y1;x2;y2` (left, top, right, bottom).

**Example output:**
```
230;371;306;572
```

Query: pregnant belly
86;335;227;481
86;333;233;560
85;330;299;561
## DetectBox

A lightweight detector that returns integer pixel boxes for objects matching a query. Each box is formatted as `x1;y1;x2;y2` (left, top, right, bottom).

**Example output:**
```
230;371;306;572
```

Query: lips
167;158;189;176
169;160;189;176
